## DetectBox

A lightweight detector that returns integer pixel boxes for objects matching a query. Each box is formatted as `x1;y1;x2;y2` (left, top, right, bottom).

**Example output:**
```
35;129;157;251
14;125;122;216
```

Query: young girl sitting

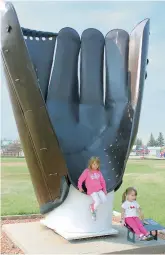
78;157;107;220
121;187;153;241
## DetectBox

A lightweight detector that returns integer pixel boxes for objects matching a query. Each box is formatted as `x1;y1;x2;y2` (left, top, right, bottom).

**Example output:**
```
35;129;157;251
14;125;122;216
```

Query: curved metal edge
128;18;150;150
129;18;150;109
114;19;150;192
1;1;69;212
40;176;69;214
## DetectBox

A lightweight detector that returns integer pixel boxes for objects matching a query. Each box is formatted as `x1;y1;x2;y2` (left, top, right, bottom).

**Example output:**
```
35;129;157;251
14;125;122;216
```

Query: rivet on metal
112;168;115;171
110;144;112;147
109;161;111;164
116;175;119;178
25;110;32;113
40;148;47;151
6;25;12;33
15;79;20;82
49;173;57;176
4;49;9;53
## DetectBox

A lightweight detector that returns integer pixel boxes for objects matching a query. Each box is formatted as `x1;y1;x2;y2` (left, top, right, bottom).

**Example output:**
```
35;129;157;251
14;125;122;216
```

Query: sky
1;1;165;144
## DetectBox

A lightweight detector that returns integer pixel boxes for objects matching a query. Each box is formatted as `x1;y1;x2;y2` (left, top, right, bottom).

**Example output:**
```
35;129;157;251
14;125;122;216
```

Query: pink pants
125;217;149;237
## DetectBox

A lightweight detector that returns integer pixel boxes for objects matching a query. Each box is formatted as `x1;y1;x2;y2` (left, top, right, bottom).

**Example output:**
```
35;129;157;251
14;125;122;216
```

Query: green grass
1;157;26;162
1;157;165;225
1;161;39;215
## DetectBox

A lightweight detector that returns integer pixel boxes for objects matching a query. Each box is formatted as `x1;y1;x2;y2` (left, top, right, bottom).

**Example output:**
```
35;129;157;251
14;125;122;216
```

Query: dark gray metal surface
24;32;57;99
1;1;150;213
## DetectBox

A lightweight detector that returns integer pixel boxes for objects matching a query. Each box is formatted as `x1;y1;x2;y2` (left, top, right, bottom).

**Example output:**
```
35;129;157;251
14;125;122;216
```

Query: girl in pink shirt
78;157;107;220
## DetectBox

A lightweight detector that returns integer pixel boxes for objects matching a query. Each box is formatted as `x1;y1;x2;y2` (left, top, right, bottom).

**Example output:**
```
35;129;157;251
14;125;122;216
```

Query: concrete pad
3;222;165;254
41;218;118;240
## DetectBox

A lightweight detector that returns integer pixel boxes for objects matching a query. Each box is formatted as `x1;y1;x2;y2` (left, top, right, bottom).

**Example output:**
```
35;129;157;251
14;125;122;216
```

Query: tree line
135;132;165;147
1;139;23;157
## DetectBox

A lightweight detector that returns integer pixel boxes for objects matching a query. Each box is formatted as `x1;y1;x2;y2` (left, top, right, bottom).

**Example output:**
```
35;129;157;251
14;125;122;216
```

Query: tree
156;132;165;147
135;138;143;147
147;133;156;147
1;140;23;157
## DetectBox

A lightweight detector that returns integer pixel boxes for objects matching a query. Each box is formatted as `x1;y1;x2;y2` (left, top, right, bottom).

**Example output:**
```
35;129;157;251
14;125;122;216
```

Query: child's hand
143;220;149;225
79;188;84;193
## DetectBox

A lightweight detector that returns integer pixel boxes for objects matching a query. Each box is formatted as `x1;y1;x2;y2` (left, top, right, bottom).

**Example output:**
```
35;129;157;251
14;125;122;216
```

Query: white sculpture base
41;185;118;240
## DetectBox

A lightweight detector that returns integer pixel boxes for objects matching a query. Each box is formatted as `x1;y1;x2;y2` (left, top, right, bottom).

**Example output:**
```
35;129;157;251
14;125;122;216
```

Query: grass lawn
1;157;165;225
1;157;25;163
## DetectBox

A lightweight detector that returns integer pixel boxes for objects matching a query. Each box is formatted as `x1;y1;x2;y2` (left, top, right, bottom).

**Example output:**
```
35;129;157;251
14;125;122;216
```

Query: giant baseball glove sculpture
1;2;150;239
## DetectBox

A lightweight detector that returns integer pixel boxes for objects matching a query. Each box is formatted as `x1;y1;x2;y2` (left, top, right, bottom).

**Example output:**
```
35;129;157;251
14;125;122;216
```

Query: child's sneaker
139;235;147;241
139;234;147;241
145;234;154;241
90;205;96;221
91;211;96;221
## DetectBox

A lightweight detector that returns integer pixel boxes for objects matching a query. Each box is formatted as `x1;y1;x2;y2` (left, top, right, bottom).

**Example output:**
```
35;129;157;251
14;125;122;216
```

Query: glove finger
47;27;80;103
80;28;104;105
105;29;129;109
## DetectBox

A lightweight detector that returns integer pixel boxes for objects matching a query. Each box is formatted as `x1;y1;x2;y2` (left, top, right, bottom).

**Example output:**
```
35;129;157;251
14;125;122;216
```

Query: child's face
127;190;136;202
91;162;99;170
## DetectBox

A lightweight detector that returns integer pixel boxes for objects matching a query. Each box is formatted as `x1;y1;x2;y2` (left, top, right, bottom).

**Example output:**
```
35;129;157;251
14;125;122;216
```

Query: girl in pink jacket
78;157;107;220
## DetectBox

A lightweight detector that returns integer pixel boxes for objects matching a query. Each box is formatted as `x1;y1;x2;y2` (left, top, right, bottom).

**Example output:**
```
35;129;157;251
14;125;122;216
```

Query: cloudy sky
1;1;165;143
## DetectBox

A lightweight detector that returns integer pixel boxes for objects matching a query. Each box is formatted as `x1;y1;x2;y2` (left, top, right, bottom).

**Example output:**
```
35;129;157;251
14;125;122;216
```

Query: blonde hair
122;187;137;203
88;156;100;170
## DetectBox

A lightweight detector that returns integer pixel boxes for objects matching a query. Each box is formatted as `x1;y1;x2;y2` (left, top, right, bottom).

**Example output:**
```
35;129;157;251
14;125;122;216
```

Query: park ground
1;157;165;225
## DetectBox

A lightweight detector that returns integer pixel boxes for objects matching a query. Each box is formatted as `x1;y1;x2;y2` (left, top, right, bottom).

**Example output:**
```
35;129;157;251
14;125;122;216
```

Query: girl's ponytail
122;191;127;203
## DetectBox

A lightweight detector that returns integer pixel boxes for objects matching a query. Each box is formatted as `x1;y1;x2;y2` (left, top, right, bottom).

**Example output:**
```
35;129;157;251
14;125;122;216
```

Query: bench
125;218;165;243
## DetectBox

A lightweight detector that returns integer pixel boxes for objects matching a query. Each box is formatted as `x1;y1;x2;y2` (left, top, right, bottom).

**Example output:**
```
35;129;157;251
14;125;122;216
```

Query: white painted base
41;185;118;240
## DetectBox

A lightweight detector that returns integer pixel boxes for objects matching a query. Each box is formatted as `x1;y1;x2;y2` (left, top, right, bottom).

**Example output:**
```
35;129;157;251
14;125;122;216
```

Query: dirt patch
154;165;165;169
1;218;41;254
125;173;164;183
1;162;26;167
1;172;30;180
137;173;164;183
125;173;138;176
2;172;29;176
129;160;145;164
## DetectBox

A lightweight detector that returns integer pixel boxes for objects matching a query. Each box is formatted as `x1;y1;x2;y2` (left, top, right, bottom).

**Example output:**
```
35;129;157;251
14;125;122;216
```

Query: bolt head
6;25;12;33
